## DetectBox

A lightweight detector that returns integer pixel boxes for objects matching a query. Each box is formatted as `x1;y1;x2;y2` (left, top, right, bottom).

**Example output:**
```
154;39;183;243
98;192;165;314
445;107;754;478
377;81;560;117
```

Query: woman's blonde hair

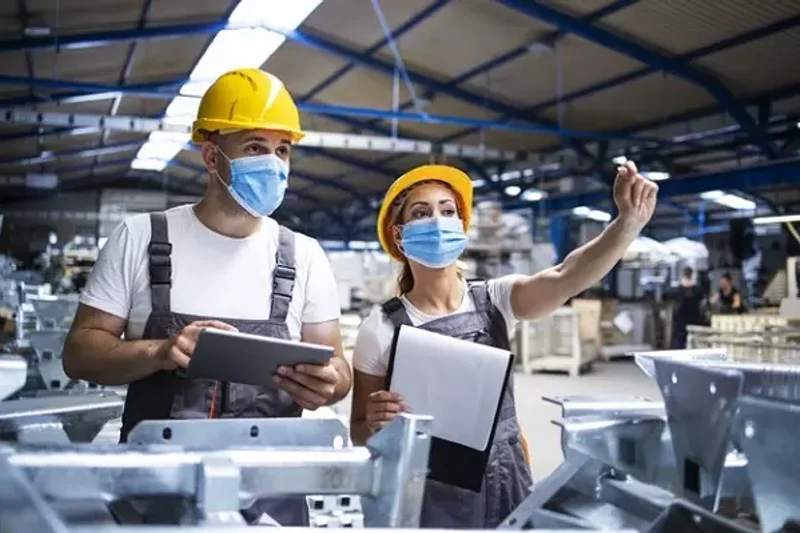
389;180;466;295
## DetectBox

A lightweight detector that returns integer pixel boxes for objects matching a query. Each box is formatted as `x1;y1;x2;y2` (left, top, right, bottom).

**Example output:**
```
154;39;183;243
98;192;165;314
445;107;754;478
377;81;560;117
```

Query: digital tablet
186;329;334;387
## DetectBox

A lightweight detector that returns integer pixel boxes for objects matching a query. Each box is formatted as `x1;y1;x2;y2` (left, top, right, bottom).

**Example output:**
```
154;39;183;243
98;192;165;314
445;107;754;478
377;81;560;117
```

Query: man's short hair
722;272;732;281
682;266;694;278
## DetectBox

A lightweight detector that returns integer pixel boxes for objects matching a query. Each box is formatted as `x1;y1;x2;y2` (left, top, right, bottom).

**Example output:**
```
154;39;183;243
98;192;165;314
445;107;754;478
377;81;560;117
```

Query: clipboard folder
385;325;514;492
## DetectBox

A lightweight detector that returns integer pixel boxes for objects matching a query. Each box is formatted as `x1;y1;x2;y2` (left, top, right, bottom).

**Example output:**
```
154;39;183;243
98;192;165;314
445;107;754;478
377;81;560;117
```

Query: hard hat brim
192;118;306;144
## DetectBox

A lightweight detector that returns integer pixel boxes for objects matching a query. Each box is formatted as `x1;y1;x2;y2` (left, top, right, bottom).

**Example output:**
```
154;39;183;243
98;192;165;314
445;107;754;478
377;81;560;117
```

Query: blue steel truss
0;0;798;241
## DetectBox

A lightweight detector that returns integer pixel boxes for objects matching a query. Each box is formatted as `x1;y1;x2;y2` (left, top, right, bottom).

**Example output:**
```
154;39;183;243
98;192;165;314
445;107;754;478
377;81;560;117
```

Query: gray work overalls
380;282;533;528
120;212;308;526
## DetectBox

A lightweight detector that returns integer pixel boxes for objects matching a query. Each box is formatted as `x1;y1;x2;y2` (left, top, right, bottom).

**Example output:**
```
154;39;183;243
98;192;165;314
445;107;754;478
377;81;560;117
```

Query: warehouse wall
0;189;202;260
0;192;101;260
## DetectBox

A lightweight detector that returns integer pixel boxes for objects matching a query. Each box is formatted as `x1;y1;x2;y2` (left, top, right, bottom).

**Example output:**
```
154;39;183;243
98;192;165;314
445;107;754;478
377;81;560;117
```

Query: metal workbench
1;347;799;531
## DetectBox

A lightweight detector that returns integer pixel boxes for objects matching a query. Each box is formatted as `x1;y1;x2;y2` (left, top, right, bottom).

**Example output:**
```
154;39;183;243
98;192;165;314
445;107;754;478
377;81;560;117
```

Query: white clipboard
387;325;513;451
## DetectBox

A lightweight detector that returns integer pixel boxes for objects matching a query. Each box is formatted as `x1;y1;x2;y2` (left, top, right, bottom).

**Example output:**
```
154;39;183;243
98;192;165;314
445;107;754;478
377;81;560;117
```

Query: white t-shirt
80;204;341;341
352;276;522;376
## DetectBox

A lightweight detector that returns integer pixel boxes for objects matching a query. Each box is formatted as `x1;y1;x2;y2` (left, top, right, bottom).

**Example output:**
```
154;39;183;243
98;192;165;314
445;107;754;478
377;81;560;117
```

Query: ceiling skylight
131;0;324;172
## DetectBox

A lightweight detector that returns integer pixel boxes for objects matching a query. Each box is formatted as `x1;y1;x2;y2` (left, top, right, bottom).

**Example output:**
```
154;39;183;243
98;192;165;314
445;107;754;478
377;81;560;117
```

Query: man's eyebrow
240;134;269;143
240;135;291;146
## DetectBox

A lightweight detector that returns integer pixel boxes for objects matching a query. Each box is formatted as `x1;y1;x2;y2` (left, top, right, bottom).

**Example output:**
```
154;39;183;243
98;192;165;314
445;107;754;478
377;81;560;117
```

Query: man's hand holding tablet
273;362;340;410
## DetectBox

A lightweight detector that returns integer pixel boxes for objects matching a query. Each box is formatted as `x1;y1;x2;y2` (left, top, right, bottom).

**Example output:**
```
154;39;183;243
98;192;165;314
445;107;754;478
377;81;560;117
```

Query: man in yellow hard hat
63;69;351;525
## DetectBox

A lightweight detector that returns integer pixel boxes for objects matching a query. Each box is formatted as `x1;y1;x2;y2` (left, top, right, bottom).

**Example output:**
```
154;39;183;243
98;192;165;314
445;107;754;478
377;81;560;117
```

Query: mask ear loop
390;191;410;257
211;145;232;187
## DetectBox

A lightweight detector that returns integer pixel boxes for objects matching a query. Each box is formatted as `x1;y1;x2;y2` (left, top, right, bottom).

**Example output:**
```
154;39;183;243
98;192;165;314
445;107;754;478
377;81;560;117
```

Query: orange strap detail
520;432;532;465
208;381;220;419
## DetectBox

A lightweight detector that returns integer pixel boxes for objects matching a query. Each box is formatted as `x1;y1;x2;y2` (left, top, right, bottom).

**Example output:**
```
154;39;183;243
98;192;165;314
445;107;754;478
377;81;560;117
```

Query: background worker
349;161;658;529
670;266;707;349
711;272;745;314
62;68;351;526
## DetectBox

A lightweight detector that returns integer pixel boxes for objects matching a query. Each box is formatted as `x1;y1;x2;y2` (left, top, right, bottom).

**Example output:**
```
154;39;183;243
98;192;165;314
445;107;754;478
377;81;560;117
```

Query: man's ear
200;142;220;175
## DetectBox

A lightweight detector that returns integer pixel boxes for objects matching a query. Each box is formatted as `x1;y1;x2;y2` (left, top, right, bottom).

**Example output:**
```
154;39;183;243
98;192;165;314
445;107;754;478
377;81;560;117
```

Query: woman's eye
442;209;457;217
276;146;290;158
411;211;430;219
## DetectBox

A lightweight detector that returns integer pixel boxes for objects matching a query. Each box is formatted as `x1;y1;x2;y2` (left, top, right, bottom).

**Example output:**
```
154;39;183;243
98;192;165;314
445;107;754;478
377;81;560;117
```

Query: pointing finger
625;160;638;175
636;176;648;206
645;181;659;200
630;175;646;205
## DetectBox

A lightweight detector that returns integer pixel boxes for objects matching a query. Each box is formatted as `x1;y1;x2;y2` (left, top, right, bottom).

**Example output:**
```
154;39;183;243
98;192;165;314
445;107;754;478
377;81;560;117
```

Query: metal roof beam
501;158;800;213
0;76;648;143
0;21;229;52
300;0;452;101
374;0;640;131
0;106;565;161
0;21;601;161
0;139;142;165
527;14;800;118
284;28;600;163
498;0;779;159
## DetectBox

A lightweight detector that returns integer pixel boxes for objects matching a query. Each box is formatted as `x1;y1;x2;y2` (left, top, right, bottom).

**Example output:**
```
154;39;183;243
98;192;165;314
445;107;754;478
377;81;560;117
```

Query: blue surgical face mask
216;149;289;217
400;217;469;269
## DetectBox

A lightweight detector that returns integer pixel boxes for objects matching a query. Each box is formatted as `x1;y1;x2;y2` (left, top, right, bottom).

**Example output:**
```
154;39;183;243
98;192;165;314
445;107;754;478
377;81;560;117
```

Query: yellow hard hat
377;164;474;261
192;68;305;144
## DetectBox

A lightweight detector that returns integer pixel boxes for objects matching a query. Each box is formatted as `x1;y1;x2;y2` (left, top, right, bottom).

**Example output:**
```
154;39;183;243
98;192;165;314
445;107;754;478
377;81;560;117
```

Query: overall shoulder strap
148;212;172;312
467;281;491;314
380;297;413;328
269;225;296;323
468;280;509;344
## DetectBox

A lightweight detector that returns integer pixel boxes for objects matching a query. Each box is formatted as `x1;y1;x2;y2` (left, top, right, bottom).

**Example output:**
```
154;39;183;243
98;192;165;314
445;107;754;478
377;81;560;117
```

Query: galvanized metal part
652;358;744;506
735;396;800;533
1;347;799;531
127;417;349;449
0;355;27;400
0;394;124;443
0;414;433;528
633;348;730;381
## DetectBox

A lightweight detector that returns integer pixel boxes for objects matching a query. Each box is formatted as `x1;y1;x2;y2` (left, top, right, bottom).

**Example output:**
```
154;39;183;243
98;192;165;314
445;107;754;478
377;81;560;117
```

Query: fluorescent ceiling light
499;170;521;181
572;206;611;222
520;189;545;202
130;0;324;173
131;158;172;171
348;241;381;250
539;162;561;172
642;171;670;181
25;173;58;189
586;210;612;222
472;178;486;188
700;190;756;210
753;214;800;225
504;185;521;196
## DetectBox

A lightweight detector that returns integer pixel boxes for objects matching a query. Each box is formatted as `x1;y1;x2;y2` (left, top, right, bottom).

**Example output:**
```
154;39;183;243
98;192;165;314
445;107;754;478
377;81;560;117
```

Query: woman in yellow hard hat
348;161;658;527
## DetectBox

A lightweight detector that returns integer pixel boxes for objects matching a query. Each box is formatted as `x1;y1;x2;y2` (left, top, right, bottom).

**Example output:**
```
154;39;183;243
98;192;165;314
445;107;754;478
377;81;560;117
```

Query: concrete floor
513;359;659;480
